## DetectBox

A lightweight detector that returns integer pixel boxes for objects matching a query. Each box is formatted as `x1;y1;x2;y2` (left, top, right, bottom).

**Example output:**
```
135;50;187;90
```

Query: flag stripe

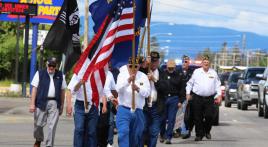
74;3;136;108
73;15;112;75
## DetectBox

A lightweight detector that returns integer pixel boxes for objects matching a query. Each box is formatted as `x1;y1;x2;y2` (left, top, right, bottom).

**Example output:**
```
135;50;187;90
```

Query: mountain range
80;17;268;59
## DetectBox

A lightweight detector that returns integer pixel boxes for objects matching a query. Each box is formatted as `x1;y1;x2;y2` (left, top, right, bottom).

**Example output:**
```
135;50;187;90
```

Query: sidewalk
0;97;119;147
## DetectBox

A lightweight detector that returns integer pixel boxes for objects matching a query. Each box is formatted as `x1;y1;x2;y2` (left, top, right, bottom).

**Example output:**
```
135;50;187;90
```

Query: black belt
76;100;90;105
193;92;215;99
165;94;177;97
47;97;56;100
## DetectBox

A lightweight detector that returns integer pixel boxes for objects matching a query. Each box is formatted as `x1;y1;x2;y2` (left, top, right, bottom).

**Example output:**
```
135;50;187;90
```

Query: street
0;97;268;147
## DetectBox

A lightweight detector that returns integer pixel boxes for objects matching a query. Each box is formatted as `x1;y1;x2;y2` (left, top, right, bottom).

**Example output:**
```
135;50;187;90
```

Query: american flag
73;0;134;107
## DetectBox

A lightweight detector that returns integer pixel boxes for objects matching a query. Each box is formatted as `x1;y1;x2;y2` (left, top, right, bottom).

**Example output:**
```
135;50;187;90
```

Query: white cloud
152;0;268;36
77;0;268;36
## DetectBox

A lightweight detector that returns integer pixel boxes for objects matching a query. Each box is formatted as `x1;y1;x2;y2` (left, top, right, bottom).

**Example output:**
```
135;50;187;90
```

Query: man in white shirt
29;57;67;147
186;55;221;141
66;74;99;147
100;70;118;147
116;57;151;147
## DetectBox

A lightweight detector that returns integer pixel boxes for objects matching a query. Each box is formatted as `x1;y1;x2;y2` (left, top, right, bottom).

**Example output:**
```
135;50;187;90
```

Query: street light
150;22;175;27
151;32;173;37
150;39;171;45
160;46;169;50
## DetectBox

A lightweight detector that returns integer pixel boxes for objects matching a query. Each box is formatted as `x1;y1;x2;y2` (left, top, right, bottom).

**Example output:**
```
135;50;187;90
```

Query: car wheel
241;100;248;110
225;96;231;108
264;97;268;119
258;99;264;117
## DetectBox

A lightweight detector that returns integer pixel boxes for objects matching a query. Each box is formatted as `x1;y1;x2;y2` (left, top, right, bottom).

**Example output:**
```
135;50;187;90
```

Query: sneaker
194;136;203;141
173;132;180;138
205;133;211;139
159;136;165;143
182;132;191;139
165;139;172;144
33;141;41;147
107;143;113;147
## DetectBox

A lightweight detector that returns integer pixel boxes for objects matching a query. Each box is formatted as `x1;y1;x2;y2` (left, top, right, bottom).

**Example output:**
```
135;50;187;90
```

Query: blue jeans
107;101;114;145
116;106;145;147
74;100;99;147
160;96;179;140
143;104;162;147
180;100;188;135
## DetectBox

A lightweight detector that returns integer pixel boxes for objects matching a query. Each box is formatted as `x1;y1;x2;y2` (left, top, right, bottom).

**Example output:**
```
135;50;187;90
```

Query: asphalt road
0;97;268;147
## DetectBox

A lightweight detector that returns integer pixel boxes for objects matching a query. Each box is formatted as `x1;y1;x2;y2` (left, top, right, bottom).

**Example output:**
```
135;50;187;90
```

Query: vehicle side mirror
256;74;265;80
238;75;244;80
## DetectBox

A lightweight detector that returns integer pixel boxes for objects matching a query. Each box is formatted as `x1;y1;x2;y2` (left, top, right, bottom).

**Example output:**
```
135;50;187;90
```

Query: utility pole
22;15;30;97
214;53;217;70
246;50;249;67
242;34;246;66
15;16;20;83
84;0;89;51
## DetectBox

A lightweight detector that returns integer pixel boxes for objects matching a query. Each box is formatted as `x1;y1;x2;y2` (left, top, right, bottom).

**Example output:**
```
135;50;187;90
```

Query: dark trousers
107;102;115;145
143;103;162;147
184;100;194;132
192;93;215;137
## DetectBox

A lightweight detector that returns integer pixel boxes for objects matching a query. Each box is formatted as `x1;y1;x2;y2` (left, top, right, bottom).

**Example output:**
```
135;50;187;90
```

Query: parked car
237;67;265;110
224;72;241;107
219;72;230;100
257;67;268;118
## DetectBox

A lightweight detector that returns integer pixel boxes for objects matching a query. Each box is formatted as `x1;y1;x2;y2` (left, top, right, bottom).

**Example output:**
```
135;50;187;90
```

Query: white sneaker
107;144;113;147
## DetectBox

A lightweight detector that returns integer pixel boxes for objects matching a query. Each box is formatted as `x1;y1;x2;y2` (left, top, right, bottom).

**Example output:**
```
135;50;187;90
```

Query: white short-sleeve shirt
31;70;67;97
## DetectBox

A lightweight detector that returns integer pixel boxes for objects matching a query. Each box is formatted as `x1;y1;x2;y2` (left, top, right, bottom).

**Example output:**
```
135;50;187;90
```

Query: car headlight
243;84;250;91
229;89;237;93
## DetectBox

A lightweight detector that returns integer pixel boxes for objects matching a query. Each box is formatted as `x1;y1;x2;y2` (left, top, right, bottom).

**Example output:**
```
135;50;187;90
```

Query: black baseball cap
47;57;57;66
150;51;160;62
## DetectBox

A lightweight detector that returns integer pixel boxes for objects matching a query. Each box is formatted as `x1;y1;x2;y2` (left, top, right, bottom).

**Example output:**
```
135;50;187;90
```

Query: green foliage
0;22;24;80
0;79;13;86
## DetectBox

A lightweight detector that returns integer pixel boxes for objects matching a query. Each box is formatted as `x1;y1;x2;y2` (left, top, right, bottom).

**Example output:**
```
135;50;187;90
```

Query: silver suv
237;67;265;110
257;67;268;118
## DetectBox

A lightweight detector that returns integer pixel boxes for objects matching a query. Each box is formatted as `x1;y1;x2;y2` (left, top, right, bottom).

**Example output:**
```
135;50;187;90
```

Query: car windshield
229;73;240;83
219;73;230;85
245;69;265;79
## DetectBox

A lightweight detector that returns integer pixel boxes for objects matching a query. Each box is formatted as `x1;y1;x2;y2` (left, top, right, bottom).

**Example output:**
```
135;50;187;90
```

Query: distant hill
79;18;268;59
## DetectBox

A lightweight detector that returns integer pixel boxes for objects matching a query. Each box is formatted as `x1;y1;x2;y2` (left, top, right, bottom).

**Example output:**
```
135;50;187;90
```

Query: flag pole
146;0;152;106
131;0;136;113
83;0;90;113
137;27;146;58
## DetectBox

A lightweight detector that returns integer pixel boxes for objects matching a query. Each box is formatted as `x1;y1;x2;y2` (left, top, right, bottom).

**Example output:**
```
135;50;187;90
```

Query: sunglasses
128;65;138;69
183;60;189;63
168;67;175;71
48;64;56;68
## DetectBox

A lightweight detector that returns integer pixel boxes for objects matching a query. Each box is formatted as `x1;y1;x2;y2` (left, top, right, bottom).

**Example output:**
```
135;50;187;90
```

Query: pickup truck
257;67;268;118
237;67;265;110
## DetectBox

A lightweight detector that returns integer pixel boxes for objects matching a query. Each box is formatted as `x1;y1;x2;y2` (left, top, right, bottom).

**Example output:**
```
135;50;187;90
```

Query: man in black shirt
157;59;182;144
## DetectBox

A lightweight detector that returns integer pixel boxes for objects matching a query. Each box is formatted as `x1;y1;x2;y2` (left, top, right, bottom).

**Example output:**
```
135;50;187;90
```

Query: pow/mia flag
43;0;81;74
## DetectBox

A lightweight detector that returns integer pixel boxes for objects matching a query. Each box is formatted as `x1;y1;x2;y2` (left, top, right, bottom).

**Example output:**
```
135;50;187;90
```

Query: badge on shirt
208;73;214;79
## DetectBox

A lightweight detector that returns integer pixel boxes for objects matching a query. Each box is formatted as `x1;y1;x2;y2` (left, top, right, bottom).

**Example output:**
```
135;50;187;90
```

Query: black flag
43;0;81;74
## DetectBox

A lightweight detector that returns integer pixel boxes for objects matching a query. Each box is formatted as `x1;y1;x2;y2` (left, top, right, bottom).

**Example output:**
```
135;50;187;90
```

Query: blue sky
78;0;268;36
